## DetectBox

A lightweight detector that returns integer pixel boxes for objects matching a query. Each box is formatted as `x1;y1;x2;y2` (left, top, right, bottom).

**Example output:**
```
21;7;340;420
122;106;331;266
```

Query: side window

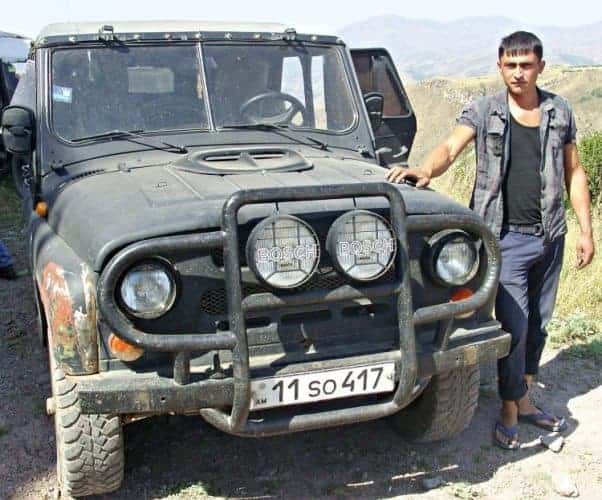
352;54;410;117
281;56;305;126
281;56;305;105
311;56;327;129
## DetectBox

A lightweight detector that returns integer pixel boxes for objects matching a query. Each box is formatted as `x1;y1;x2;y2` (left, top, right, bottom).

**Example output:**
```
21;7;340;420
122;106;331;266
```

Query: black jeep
1;21;510;497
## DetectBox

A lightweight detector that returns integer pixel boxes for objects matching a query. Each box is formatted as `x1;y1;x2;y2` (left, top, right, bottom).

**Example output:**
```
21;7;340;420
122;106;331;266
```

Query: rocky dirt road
1;222;601;500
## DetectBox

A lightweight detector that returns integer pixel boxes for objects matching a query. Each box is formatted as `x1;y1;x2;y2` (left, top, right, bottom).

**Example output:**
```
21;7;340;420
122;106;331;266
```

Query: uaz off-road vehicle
2;21;510;497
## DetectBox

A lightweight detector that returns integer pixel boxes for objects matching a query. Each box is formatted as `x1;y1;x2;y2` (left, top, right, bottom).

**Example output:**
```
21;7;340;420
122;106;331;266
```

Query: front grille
199;269;394;316
199;271;348;316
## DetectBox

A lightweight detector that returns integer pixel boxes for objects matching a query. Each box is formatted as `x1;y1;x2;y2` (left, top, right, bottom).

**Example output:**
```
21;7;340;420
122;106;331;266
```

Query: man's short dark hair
498;31;543;60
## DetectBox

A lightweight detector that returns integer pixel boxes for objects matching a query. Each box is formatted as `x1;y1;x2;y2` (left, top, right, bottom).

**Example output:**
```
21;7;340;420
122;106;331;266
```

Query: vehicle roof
1;30;29;39
0;31;31;61
37;21;291;39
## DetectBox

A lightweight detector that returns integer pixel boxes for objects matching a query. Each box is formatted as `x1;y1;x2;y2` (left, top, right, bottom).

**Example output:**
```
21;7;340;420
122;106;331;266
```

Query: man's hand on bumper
386;165;432;188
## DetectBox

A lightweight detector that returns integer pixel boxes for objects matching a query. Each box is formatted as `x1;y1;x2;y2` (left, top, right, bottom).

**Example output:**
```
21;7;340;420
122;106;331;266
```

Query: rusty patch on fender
39;262;98;374
74;264;99;371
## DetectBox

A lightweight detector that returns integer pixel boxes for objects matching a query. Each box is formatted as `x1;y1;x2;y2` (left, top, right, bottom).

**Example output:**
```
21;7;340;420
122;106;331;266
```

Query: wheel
389;364;480;443
11;156;31;199
51;366;124;497
239;91;307;125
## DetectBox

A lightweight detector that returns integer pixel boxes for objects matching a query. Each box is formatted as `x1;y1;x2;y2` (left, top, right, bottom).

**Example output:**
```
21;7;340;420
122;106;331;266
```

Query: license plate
250;362;395;410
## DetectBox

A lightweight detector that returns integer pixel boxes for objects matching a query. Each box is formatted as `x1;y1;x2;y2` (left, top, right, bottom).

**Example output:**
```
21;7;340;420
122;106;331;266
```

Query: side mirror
1;106;35;155
363;92;384;131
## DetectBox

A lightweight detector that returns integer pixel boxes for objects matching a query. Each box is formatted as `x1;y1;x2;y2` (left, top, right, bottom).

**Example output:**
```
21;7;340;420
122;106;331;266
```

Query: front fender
33;221;99;375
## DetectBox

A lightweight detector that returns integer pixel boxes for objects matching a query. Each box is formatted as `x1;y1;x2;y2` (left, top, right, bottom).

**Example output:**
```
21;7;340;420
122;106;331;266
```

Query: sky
3;0;602;39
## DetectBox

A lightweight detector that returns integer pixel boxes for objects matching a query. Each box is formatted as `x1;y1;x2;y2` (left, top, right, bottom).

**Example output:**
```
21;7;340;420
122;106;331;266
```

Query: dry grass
557;211;602;318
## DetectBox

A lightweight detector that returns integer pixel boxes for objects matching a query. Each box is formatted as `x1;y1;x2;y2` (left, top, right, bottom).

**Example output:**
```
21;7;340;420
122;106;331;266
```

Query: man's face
497;50;545;96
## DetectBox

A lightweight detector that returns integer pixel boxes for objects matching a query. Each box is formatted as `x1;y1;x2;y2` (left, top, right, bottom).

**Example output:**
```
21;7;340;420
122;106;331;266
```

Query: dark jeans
495;231;565;401
0;240;14;268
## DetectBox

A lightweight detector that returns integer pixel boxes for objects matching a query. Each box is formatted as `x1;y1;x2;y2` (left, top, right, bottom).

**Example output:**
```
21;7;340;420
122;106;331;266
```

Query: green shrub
578;131;602;207
548;314;599;344
548;314;602;361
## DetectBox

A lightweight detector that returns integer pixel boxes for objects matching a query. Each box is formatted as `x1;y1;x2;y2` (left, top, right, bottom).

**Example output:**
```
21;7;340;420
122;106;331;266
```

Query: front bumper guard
97;183;503;436
77;326;510;436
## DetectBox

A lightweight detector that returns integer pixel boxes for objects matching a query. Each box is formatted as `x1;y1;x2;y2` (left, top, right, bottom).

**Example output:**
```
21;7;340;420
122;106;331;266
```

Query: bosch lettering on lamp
246;215;320;289
327;211;397;281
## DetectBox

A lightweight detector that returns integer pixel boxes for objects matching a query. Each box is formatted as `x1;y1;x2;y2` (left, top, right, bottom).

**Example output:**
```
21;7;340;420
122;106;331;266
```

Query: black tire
389;364;480;443
52;367;124;497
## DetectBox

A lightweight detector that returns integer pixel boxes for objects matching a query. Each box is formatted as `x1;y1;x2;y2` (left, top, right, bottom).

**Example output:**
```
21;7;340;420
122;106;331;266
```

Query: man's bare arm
564;143;595;269
386;125;476;187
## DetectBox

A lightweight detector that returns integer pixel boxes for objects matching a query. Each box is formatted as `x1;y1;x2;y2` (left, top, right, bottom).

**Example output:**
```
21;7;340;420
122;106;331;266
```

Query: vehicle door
350;48;416;167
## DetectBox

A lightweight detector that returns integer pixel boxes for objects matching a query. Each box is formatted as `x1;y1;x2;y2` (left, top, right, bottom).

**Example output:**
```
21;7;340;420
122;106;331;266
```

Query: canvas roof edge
36;21;294;40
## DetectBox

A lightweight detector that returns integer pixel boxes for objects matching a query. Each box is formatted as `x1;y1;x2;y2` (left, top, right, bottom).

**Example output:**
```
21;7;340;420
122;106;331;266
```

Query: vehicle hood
47;157;474;270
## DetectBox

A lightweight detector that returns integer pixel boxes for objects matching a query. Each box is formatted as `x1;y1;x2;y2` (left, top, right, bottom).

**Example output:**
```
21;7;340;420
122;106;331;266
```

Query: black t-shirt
502;114;542;225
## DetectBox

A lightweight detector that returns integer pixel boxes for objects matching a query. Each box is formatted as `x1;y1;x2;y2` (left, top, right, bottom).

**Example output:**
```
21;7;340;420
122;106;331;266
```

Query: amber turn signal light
108;333;144;362
35;201;49;218
450;288;475;318
450;288;474;302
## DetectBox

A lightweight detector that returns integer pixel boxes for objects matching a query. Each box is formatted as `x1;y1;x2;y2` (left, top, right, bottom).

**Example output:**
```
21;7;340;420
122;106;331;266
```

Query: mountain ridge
339;16;602;80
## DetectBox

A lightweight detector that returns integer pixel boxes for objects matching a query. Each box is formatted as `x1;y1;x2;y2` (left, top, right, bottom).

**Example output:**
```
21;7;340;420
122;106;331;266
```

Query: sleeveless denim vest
457;88;577;242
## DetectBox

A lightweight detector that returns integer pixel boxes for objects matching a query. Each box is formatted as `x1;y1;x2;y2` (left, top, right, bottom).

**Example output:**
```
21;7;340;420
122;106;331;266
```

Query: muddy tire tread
54;368;124;497
390;365;480;443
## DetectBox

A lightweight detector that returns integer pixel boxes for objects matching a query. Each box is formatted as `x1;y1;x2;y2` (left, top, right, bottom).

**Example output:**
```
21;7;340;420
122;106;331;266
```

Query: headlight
119;261;176;318
427;230;480;286
326;210;397;281
246;215;320;289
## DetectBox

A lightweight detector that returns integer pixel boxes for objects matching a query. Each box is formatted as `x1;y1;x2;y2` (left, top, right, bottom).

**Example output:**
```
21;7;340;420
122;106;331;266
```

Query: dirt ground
1;220;601;500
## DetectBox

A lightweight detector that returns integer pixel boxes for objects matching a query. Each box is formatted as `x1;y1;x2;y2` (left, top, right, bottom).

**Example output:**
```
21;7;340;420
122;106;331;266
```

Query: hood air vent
172;147;313;175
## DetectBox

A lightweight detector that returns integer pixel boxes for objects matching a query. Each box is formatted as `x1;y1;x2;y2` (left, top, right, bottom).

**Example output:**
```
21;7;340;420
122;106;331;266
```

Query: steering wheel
239;91;308;125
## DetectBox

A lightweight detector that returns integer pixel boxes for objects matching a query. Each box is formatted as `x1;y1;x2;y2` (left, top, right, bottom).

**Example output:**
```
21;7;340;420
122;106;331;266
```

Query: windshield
50;42;356;142
51;45;209;141
203;44;356;131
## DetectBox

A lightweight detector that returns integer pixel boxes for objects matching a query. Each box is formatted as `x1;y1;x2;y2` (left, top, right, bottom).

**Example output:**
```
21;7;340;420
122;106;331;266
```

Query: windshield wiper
221;123;329;151
71;130;188;154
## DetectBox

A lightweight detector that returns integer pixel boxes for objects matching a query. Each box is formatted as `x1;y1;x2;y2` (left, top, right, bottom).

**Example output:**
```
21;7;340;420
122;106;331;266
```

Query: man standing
387;31;594;449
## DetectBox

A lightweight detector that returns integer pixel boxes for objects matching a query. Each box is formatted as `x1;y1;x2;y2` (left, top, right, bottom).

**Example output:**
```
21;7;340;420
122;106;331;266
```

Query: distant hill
339;16;602;81
405;66;602;167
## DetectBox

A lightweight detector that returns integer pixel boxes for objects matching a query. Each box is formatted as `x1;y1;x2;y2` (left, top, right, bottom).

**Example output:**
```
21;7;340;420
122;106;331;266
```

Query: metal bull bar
97;183;501;437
